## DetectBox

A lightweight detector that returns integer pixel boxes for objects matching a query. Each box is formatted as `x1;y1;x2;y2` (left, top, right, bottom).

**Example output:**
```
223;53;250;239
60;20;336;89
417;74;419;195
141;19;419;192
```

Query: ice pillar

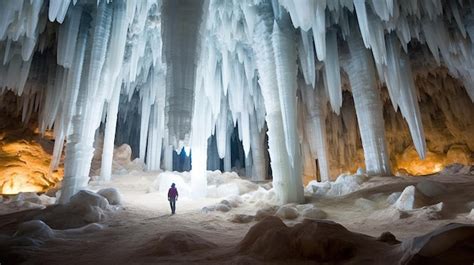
252;3;303;203
345;31;391;176
301;81;330;182
249;111;267;181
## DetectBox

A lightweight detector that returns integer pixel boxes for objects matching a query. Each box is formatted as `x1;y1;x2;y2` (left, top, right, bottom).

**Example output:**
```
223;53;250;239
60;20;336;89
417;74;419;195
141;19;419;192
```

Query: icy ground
1;169;474;264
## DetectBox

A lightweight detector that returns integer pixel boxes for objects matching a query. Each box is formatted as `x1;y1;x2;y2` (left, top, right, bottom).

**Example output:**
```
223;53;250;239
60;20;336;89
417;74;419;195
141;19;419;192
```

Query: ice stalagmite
252;2;303;203
345;29;391;176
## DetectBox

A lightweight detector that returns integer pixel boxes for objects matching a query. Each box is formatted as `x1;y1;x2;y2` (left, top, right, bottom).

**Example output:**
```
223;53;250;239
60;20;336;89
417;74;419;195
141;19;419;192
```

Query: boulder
255;206;278;221
69;190;109;210
97;188;122;205
14;220;54;240
276;205;299;220
301;207;328;220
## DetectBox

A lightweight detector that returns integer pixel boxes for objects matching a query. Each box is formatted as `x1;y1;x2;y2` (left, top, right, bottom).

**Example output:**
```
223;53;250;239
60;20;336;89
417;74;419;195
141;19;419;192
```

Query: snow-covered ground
1;169;474;264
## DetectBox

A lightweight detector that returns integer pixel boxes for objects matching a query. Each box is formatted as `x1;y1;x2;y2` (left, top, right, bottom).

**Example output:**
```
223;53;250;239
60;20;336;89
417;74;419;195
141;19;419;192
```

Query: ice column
345;31;391;176
99;81;121;181
252;2;303;203
301;80;330;182
249;111;267;181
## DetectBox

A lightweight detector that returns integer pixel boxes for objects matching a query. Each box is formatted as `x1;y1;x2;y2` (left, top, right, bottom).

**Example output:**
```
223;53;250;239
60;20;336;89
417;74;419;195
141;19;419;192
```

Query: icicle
324;29;342;114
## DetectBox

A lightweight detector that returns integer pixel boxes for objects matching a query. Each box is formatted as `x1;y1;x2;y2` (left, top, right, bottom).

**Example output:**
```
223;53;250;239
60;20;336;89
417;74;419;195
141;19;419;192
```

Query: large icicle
385;34;426;159
324;29;342;114
345;29;391;176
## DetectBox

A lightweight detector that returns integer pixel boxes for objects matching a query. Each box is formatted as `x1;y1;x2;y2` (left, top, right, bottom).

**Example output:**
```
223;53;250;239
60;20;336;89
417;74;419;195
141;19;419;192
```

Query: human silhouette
168;183;178;214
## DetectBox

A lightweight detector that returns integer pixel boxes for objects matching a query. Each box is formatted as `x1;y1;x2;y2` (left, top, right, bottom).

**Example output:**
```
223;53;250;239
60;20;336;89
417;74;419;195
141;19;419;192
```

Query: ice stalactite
162;0;204;149
385;34;426;159
301;79;330;182
345;29;391;176
252;2;303;203
324;29;342;115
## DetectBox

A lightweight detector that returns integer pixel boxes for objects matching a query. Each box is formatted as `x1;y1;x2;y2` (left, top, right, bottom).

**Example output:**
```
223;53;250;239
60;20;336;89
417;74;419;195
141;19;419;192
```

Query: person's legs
169;198;176;214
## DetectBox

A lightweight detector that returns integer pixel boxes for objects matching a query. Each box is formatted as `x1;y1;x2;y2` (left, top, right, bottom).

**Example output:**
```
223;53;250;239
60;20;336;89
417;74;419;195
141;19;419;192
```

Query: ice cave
0;0;473;264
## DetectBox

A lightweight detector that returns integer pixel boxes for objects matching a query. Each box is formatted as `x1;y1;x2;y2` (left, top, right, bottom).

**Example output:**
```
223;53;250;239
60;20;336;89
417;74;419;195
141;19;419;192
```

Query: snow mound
97;188;122;205
305;173;368;197
150;171;258;198
140;231;217;256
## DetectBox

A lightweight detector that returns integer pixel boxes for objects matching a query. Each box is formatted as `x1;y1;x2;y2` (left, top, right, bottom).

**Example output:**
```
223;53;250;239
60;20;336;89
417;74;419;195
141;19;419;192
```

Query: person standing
168;183;178;214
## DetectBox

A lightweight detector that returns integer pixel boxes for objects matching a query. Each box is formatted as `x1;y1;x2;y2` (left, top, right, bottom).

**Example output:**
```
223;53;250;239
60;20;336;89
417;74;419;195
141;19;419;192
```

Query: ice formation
0;0;473;204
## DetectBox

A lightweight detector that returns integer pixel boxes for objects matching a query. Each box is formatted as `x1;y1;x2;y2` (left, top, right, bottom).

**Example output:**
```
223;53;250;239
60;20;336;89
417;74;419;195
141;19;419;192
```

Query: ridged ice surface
0;0;473;202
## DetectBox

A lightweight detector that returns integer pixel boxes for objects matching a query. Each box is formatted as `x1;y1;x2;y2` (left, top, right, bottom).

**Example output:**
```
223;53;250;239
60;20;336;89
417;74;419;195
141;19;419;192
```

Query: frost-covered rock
394;185;427;211
215;203;231;212
401;202;444;220
230;214;255;224
386;192;402;205
276;205;299;220
309;173;369;197
97;188;122;205
69;190;109;210
14;220;54;240
12;192;41;204
305;180;331;195
255;206;279;221
301;207;327;220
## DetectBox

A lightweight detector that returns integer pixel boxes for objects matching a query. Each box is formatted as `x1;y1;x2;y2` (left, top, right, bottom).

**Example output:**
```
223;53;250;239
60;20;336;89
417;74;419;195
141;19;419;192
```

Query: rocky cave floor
1;170;474;265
